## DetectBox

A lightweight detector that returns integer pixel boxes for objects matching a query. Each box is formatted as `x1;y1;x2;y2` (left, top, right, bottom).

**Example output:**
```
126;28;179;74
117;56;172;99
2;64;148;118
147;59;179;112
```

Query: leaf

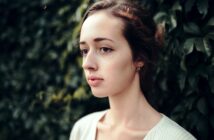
178;72;186;90
180;57;187;71
13;108;21;119
171;104;185;119
188;75;197;89
76;56;82;68
172;1;182;11
153;12;167;23
41;0;52;5
195;37;211;56
206;17;214;26
206;32;214;40
197;98;208;115
183;38;194;54
73;87;89;100
196;117;209;139
58;6;70;16
71;0;90;22
183;22;200;35
170;14;177;30
195;38;204;52
159;78;167;91
186;111;200;129
71;23;82;40
185;0;196;13
203;38;211;56
197;0;208;17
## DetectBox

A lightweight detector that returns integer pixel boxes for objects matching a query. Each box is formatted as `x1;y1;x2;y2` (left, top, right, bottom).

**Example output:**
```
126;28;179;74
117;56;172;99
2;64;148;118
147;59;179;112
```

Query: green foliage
0;0;213;140
0;0;90;140
153;0;214;139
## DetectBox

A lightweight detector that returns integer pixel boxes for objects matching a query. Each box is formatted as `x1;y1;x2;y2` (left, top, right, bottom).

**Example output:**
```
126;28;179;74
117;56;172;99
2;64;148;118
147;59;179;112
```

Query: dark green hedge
0;0;213;140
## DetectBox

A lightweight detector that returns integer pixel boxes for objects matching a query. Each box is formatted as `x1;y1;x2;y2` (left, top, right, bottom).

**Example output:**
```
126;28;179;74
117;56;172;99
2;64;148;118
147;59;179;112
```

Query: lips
87;76;103;87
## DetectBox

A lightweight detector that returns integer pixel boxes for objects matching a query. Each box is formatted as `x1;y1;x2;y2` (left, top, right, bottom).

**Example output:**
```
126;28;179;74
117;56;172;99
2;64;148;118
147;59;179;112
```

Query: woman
70;0;196;140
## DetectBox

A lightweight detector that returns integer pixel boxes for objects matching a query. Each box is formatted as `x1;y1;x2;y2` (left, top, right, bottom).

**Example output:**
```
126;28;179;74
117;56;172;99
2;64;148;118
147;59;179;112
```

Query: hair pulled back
82;0;164;101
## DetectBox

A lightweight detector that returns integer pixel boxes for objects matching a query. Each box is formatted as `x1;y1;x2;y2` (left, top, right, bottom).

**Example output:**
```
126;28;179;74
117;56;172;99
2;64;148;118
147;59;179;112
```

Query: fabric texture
70;110;196;140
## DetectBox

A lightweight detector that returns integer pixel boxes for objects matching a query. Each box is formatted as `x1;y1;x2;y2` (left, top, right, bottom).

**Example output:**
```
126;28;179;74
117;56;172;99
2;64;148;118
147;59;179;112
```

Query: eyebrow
79;37;114;45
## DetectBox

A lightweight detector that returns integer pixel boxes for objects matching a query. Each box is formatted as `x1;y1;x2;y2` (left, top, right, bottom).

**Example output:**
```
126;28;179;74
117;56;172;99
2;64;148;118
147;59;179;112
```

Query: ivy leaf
196;117;209;139
178;71;186;91
185;0;196;13
180;57;187;71
195;38;211;56
153;12;167;23
58;6;70;16
197;0;208;18
183;38;194;54
195;38;204;52
197;98;208;115
183;22;200;35
188;74;197;89
203;38;211;57
172;1;182;11
206;32;214;40
206;17;214;26
73;87;89;100
170;14;177;30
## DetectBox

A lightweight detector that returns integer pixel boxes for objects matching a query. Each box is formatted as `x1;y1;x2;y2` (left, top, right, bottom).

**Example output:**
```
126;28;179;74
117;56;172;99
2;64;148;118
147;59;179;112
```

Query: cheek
104;56;135;81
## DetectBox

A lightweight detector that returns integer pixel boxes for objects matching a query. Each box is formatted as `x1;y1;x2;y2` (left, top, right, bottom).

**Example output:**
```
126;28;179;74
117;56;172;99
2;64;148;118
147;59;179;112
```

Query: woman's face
79;11;139;97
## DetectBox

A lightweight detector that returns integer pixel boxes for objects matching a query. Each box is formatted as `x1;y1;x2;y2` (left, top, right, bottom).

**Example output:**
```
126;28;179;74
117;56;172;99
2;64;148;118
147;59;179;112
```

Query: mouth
87;76;103;87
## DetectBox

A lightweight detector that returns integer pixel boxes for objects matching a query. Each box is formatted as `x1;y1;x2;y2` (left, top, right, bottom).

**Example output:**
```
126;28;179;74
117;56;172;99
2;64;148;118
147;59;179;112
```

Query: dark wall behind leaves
0;0;213;140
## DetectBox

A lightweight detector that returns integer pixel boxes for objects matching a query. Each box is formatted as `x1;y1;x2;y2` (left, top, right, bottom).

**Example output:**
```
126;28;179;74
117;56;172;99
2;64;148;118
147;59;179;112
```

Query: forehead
80;11;125;41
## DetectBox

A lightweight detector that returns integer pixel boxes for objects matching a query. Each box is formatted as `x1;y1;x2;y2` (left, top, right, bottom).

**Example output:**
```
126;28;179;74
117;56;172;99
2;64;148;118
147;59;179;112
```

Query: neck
105;74;161;130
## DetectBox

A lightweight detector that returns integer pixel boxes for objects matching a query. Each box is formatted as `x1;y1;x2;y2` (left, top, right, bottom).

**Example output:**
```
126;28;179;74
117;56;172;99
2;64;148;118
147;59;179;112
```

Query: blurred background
0;0;213;140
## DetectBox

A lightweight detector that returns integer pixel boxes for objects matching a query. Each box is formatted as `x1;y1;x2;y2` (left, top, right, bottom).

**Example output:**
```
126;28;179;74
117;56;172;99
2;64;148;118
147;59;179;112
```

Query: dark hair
82;0;164;101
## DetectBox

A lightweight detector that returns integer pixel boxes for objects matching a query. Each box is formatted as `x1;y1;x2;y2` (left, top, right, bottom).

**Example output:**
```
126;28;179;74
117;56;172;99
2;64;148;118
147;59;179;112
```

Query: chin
91;90;108;98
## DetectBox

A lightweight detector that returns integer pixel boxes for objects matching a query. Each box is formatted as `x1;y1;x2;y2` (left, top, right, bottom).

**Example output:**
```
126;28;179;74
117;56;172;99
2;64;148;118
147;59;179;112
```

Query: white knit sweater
70;110;196;140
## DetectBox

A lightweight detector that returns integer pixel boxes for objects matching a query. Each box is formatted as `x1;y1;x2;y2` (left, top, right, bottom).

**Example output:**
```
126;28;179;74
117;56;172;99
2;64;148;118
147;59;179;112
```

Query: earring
136;66;141;71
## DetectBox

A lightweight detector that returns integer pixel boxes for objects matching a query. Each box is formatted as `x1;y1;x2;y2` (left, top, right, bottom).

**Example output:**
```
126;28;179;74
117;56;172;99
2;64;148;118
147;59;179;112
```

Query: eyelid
99;46;113;54
79;44;114;56
80;48;89;57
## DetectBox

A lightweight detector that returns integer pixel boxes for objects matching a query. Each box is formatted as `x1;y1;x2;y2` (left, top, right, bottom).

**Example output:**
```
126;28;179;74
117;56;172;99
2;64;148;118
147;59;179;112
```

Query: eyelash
100;47;113;54
80;49;88;56
80;47;113;57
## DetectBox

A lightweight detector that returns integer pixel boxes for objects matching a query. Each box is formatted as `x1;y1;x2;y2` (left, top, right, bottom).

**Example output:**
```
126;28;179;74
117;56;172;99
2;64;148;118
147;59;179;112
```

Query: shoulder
69;110;107;140
75;110;106;127
145;114;197;140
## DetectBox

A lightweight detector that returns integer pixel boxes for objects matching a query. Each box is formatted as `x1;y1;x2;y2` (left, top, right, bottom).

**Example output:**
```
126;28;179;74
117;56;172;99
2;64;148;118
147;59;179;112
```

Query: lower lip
88;79;103;87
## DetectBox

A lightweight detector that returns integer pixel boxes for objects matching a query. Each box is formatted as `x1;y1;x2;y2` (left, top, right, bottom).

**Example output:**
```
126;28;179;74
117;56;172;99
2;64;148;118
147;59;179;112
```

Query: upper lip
87;76;103;80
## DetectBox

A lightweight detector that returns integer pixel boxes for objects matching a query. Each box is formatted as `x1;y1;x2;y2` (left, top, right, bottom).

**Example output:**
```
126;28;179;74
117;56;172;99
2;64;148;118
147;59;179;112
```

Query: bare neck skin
102;74;161;131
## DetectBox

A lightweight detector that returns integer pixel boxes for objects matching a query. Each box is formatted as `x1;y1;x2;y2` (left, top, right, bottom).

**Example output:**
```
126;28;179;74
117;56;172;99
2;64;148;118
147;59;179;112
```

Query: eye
80;49;88;57
100;47;113;54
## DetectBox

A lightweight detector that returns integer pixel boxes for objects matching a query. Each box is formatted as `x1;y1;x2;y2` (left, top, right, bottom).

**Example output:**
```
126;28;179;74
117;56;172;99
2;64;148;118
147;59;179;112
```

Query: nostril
82;62;97;71
81;49;98;71
82;59;97;71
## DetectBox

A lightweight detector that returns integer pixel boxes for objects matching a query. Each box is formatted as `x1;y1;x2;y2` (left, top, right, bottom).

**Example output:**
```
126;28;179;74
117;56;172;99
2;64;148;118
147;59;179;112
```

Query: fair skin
80;11;161;140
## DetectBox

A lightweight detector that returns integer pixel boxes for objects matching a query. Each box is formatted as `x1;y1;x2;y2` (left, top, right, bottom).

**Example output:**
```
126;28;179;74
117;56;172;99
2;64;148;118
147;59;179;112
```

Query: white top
70;110;196;140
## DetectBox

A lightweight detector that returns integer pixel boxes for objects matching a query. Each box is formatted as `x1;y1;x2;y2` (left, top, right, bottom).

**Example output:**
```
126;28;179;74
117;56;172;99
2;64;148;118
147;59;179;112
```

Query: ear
135;61;144;68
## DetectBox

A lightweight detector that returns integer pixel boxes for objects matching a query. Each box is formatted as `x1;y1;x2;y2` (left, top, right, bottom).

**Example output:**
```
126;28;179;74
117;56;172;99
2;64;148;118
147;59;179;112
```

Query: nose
82;50;98;71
